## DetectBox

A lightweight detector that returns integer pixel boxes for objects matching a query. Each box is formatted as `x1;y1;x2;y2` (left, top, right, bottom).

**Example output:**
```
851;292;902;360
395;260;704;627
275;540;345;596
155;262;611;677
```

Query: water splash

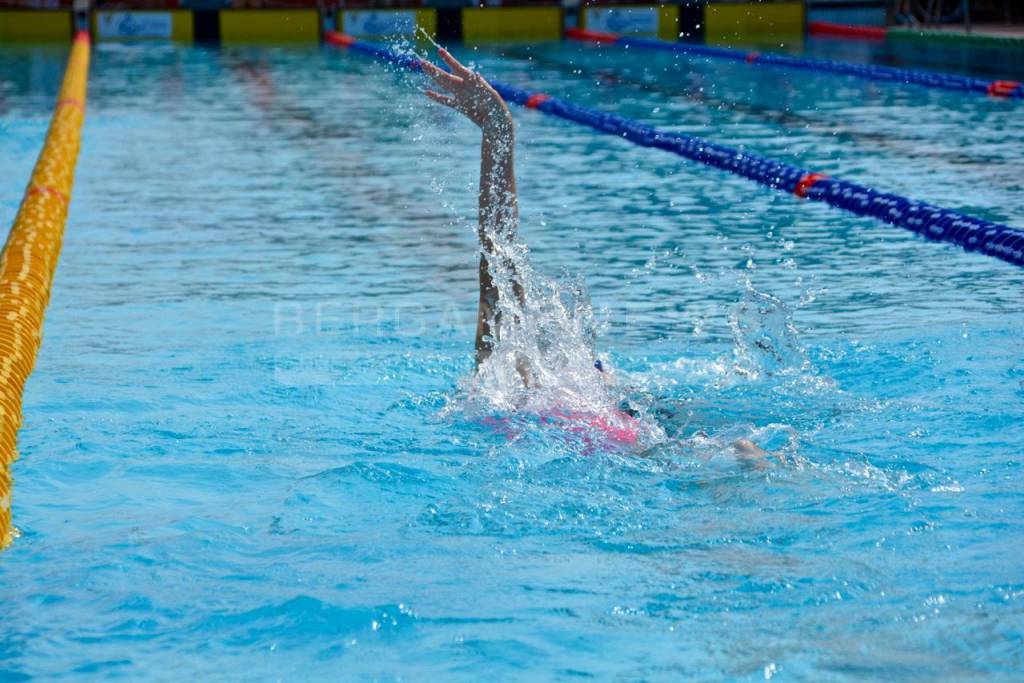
373;39;665;449
730;283;809;381
450;218;668;450
387;42;829;460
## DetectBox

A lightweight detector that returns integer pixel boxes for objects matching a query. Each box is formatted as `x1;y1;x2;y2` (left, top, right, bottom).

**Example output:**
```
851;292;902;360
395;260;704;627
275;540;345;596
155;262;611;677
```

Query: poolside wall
806;0;887;27
92;10;195;43
462;7;562;42
220;9;319;44
0;10;74;43
0;4;806;46
705;1;805;46
337;9;437;40
579;5;679;42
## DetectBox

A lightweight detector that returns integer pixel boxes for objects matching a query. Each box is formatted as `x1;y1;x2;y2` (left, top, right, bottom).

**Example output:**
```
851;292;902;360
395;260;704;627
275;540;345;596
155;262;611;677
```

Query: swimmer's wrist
482;109;514;138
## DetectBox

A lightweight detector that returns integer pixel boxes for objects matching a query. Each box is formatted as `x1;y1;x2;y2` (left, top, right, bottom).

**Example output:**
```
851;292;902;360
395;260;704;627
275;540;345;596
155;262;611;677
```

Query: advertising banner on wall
584;7;660;36
96;12;173;40
342;10;418;38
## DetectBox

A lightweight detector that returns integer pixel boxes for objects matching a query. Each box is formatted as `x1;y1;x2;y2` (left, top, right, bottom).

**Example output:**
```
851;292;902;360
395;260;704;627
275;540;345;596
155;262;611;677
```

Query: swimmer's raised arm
423;49;524;367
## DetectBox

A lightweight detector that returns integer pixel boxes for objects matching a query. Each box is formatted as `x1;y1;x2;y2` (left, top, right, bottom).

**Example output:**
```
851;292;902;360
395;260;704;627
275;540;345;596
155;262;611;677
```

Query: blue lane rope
326;33;1024;269
566;29;1024;100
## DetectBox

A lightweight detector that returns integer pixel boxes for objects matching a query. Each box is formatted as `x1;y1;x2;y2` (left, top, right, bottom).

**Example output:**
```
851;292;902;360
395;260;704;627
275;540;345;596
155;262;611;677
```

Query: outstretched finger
424;89;456;108
438;48;472;79
422;60;462;92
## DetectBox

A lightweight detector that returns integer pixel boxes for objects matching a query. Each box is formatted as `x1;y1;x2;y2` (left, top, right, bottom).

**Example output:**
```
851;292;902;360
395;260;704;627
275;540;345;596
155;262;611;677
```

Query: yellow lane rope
0;31;90;550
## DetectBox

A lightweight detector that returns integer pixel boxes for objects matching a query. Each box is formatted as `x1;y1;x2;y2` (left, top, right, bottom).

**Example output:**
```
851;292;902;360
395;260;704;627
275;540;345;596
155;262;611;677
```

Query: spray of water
730;283;811;381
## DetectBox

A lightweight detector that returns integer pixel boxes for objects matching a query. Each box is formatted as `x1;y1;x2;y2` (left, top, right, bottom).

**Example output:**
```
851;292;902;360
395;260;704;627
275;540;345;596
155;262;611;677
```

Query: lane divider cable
325;33;1024;269
565;27;1024;100
0;30;91;549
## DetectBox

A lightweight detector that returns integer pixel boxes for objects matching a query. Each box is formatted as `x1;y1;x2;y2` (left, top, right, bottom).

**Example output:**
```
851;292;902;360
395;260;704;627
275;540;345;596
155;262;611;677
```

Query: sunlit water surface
1;39;1022;680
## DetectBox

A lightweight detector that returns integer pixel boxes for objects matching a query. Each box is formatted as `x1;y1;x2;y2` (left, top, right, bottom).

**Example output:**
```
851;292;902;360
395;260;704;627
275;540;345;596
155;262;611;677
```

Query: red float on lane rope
325;32;356;48
794;173;827;198
525;93;550;109
56;98;84;112
564;28;621;44
27;184;70;205
987;80;1021;98
808;21;887;41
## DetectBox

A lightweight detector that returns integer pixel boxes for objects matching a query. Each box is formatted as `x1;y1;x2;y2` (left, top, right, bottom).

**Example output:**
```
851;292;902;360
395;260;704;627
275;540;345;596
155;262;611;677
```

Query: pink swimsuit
482;408;640;449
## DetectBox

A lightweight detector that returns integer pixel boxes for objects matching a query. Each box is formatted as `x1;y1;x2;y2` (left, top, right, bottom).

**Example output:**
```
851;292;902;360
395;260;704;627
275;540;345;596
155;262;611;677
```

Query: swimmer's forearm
478;114;518;247
476;114;523;367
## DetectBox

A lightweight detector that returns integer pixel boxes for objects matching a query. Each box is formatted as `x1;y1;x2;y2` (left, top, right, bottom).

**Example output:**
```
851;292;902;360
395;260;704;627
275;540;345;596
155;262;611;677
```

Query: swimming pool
1;38;1023;680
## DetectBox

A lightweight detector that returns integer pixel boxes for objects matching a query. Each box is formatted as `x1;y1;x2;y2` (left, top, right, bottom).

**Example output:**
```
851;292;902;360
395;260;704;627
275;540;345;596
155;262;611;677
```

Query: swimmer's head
594;357;616;385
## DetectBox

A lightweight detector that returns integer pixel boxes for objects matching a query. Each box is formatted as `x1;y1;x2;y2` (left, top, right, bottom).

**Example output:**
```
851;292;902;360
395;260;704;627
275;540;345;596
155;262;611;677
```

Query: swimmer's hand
422;49;513;134
732;438;786;469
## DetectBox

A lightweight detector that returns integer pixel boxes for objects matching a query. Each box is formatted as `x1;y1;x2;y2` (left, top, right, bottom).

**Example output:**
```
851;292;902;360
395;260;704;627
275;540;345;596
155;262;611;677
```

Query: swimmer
422;49;774;464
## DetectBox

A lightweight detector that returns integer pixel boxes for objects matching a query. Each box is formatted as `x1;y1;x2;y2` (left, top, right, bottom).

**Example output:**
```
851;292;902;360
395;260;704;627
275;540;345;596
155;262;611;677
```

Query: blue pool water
1;38;1023;680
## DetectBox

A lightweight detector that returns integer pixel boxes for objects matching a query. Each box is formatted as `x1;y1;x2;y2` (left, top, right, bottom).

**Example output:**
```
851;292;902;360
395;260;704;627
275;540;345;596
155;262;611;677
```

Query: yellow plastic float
0;30;90;550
